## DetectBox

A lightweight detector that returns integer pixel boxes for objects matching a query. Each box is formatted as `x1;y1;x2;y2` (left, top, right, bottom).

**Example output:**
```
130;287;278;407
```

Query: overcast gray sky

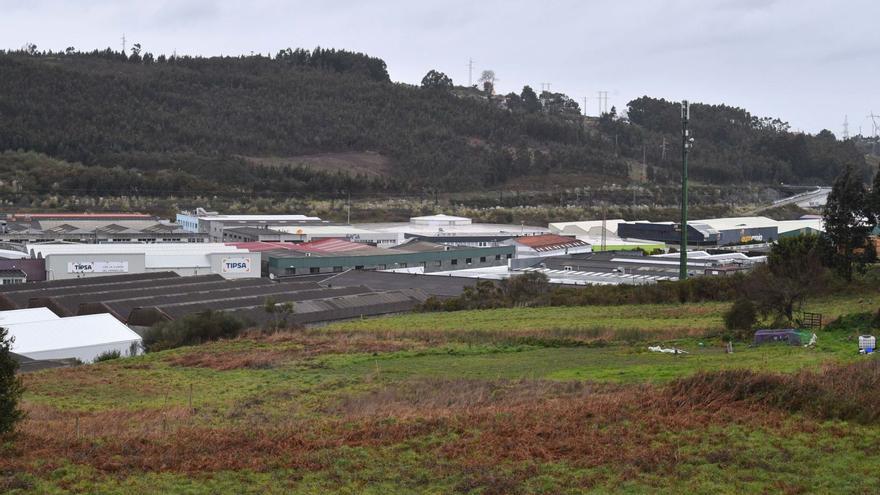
3;0;878;134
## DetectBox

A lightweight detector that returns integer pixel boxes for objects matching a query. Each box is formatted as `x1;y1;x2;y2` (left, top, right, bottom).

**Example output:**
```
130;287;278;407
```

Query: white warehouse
27;243;260;280
2;308;142;363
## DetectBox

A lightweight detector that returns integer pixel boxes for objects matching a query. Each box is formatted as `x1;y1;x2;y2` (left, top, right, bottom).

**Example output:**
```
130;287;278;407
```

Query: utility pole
467;58;475;86
842;115;849;140
582;96;588;116
121;33;126;54
596;91;609;115
680;100;693;280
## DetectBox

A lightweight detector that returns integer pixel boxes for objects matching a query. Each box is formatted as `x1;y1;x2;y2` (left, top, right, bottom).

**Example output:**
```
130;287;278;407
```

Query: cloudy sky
3;0;878;134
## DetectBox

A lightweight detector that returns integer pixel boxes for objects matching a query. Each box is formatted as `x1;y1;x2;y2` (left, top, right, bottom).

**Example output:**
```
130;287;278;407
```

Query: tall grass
666;359;880;423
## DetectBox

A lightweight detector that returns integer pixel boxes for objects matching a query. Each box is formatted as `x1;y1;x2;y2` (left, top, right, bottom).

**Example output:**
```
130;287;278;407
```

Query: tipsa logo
222;258;251;273
72;263;93;271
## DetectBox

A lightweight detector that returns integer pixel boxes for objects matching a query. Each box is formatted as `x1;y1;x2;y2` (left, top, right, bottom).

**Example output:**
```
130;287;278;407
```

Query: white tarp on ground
5;313;142;363
0;307;60;325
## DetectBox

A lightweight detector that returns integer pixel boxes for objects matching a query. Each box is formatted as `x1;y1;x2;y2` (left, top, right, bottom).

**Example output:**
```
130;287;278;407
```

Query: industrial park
2;2;880;493
0;200;837;366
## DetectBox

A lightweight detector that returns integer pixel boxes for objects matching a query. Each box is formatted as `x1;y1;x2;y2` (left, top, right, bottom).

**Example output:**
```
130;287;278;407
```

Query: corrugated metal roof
515;234;591;252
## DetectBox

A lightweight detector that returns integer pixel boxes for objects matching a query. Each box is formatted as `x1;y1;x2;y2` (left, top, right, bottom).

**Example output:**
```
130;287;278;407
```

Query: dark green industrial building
263;240;514;277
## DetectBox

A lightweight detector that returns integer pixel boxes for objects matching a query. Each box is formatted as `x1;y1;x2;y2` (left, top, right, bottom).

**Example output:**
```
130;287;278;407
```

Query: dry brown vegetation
166;332;423;370
667;359;880;423
3;381;792;478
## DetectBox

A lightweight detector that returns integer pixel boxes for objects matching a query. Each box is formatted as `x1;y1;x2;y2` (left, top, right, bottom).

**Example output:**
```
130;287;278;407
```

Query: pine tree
0;327;24;437
823;165;873;280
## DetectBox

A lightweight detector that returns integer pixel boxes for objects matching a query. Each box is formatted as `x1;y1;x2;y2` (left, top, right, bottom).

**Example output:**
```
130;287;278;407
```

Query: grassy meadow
2;292;879;494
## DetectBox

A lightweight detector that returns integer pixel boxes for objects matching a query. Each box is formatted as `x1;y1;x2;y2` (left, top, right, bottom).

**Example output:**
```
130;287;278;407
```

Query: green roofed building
259;238;514;278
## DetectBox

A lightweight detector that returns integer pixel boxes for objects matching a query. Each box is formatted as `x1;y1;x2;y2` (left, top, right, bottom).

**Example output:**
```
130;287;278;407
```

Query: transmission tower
467;58;475;86
121;33;126;54
868;112;880;137
596;91;609;115
843;115;849;140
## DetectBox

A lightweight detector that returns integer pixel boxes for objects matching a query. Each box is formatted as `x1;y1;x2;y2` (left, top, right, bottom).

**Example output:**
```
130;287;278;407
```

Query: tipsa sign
67;261;129;273
222;257;252;273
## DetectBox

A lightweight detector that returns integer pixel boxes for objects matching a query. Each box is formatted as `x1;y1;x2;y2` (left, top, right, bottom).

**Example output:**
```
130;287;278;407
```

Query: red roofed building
7;213;154;221
506;234;592;258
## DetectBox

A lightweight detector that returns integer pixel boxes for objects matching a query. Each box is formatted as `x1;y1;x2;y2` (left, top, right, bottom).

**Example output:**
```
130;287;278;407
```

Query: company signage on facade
222;257;252;273
67;261;129;273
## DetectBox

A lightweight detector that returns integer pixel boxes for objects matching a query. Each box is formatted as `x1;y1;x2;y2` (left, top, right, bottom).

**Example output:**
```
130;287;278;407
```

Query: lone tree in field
745;234;830;323
0;327;24;437
823;165;875;280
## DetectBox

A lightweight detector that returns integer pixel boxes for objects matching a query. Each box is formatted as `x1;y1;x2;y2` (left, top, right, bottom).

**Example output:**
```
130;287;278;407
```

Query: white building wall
45;253;146;280
208;252;261;279
20;340;141;364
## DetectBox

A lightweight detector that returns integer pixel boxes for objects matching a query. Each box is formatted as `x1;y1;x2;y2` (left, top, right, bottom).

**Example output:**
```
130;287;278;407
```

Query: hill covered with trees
0;46;870;200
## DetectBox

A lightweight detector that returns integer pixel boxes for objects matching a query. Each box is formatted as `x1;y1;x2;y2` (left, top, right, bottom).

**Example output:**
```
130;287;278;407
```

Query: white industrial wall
44;253;146;280
19;340;141;364
208;252;261;279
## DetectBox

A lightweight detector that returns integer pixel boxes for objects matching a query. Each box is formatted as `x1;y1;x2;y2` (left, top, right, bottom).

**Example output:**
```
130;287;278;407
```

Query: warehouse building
617;221;721;246
268;224;404;246
0;308;142;363
26;243;260;280
428;249;764;286
176;208;323;239
548;219;628;237
261;238;514;277
1;213;206;244
617;216;791;247
356;214;548;247
0;271;445;328
0;258;46;282
221;226;300;243
504;234;592;258
547;219;666;252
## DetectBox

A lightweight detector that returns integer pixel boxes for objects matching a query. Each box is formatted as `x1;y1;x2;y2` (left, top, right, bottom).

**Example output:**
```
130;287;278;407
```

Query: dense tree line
0;49;631;194
618;97;870;184
0;49;869;198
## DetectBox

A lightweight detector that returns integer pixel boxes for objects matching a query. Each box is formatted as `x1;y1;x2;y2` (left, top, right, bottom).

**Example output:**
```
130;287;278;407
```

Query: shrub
0;327;24;437
824;310;880;334
723;298;757;340
666;360;880;424
94;349;122;362
142;310;246;352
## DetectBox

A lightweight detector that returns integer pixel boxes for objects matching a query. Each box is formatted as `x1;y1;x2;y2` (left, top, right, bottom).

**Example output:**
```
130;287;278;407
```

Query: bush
824;310;880;334
723;298;757;340
94;349;122;362
142;310;246;352
0;327;24;437
667;360;880;424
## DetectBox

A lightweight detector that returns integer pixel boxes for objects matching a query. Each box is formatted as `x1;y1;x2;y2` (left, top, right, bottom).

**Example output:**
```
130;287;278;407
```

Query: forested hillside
0;47;869;200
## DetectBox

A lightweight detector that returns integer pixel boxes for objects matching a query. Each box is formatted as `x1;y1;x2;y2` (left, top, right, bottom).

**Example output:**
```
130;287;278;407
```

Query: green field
3;293;879;494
